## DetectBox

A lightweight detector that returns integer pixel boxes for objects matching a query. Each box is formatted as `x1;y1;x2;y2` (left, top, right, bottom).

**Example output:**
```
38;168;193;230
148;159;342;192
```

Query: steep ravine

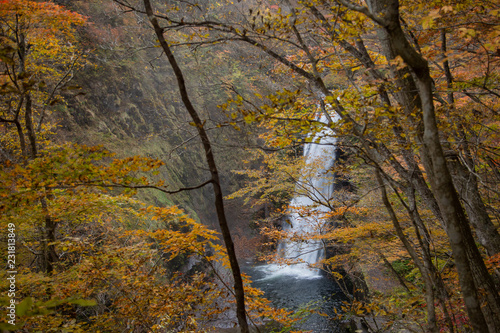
54;9;249;233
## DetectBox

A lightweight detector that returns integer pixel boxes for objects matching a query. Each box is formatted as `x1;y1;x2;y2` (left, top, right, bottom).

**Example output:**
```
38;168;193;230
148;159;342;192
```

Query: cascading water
260;112;337;279
244;112;347;332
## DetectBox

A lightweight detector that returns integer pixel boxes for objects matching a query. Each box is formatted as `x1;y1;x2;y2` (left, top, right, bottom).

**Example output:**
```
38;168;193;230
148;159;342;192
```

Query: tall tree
125;0;500;331
140;0;250;331
0;0;87;273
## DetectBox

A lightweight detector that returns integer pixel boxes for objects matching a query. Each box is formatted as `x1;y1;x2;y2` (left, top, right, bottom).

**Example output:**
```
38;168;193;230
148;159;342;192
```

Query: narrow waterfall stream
277;113;337;277
244;114;348;332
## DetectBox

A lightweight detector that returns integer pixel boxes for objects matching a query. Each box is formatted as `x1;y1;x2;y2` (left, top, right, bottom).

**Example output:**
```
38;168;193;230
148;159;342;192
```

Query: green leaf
67;299;97;307
0;322;22;331
40;299;67;308
16;297;33;317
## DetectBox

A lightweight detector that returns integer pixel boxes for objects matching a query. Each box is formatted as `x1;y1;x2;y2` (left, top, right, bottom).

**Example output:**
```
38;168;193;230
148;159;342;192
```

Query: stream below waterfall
243;262;349;332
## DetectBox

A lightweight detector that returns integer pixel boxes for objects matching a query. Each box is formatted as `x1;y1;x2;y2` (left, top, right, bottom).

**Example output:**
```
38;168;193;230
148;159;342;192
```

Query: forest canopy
1;0;499;332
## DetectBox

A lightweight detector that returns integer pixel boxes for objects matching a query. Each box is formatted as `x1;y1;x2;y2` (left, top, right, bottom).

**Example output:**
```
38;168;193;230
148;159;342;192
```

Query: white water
258;113;337;280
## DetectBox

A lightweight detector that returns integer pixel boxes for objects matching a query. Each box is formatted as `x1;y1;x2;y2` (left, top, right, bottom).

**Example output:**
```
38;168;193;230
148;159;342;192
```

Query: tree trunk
24;94;37;159
439;29;500;258
449;157;500;256
366;1;500;331
142;1;249;331
40;197;58;274
375;170;438;333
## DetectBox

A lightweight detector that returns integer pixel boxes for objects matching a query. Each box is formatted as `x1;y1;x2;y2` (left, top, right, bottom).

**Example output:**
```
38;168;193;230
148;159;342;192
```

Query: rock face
58;60;208;221
52;3;227;228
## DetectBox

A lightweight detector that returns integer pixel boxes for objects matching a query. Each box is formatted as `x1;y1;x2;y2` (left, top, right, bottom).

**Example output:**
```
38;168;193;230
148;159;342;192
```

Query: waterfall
261;113;337;279
245;112;347;333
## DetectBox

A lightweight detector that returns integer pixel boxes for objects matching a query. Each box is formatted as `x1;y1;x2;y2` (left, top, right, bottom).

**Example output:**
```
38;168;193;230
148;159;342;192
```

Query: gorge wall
55;1;257;237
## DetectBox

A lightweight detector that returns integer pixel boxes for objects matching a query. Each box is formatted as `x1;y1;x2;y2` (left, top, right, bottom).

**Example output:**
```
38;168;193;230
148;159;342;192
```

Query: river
243;261;349;332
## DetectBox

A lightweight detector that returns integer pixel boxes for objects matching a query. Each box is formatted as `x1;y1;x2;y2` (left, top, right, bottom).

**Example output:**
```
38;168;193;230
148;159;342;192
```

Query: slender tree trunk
366;1;500;331
405;188;455;333
439;29;500;257
17;21;59;273
309;5;448;237
141;1;249;331
13;118;27;159
375;170;438;333
449;158;500;256
40;196;57;274
375;248;411;292
25;94;59;273
24;94;37;159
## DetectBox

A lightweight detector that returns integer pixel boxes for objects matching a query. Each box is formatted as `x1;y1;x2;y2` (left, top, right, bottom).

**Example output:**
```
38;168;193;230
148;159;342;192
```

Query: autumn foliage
2;0;500;332
0;1;299;332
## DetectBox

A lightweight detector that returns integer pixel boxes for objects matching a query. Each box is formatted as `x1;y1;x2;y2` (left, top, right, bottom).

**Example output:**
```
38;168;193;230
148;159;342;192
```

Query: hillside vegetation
1;0;499;332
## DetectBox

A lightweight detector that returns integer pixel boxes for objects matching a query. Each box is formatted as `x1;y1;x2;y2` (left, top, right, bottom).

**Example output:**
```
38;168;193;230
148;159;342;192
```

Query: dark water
243;262;349;332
